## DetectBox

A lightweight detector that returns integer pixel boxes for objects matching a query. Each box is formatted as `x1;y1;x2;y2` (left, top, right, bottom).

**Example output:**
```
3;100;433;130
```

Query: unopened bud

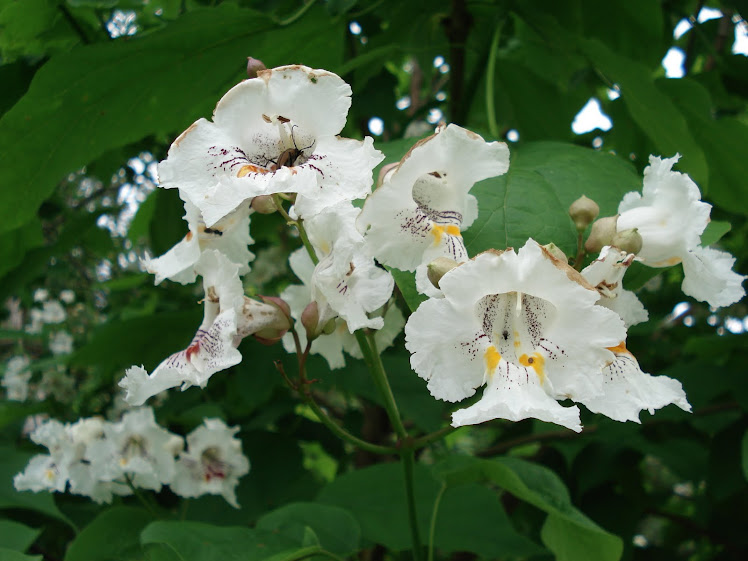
258;295;292;321
542;243;568;264
584;215;619;254
247;57;267;79
569;195;600;232
377;162;399;188
321;317;338;335
251;195;277;214
610;228;643;255
427;257;459;289
301;301;321;340
239;296;292;345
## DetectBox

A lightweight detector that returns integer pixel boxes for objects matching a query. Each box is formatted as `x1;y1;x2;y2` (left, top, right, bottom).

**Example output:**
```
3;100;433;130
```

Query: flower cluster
14;409;249;507
117;64;744;435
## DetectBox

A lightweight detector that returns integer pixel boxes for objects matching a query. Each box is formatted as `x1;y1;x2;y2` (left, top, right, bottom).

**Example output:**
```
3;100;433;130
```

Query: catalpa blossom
282;248;404;368
358;124;509;292
2;355;31;401
85;408;183;492
171;418;250;508
405;240;626;432
582;246;648;327
617;155;745;308
158;65;383;226
303;202;394;332
121;250;289;405
581;341;690;423
144;199;254;285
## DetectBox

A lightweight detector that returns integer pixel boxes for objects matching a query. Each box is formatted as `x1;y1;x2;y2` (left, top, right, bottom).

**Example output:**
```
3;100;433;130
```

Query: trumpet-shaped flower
281;247;404;368
582;246;648;327
143;199;254;285
581;342;691;423
121;251;288;405
158;65;382;226
358;124;509;279
171;418;250;508
405;240;626;432
617;155;745;307
85;407;183;491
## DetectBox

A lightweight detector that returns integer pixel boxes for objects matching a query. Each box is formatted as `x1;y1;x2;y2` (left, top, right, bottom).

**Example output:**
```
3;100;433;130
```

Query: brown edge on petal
173;121;199;148
539;244;596;291
258;65;339;85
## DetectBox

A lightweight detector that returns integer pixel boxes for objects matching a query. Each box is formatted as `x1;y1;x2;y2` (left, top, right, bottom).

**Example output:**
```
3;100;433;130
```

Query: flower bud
238;296;292;345
569;195;600;232
321;317;338;335
246;57;267;79
585;215;619;254
611;228;643;255
251;195;277;214
542;243;568;264
301;301;321;340
427;257;459;289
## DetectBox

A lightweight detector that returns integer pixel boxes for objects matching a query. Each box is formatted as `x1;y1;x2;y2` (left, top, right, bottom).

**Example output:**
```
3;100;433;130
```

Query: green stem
485;22;503;139
355;331;407;440
412;425;458;449
274;0;317;27
573;231;586;271
273;195;318;265
402;449;424;561
428;482;447;561
124;475;159;518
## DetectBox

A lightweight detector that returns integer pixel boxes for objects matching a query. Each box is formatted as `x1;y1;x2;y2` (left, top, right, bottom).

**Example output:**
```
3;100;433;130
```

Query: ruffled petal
681;246;746;308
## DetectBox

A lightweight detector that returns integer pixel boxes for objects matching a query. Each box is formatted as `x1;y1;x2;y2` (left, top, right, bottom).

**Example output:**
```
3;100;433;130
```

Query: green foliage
1;1;747;561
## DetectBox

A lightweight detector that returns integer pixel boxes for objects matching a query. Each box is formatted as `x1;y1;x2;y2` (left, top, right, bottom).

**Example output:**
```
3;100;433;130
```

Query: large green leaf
64;507;154;561
317;462;544;556
579;38;708;186
140;521;298;561
255;502;361;556
464;141;639;255
0;520;39;553
0;548;41;561
0;3;344;234
435;455;623;561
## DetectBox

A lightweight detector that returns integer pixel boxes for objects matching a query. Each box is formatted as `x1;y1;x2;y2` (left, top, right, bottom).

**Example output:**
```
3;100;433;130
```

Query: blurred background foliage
1;0;747;560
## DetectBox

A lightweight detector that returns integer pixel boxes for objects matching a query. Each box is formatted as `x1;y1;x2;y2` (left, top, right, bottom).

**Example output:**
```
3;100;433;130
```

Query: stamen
515;292;523;317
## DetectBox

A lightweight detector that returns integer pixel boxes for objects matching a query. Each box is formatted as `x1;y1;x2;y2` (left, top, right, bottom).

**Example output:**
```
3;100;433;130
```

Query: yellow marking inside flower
607;341;631;355
484;345;501;376
237;164;269;178
45;469;55;481
430;224;462;244
513;331;521;348
519;352;546;384
119;458;129;467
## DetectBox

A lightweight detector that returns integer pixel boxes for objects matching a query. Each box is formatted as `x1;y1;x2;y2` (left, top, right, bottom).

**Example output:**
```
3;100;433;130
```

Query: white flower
281;249;404;368
405;240;626;432
120;250;289;405
85;407;183;492
33;288;49;302
49;331;74;355
158;65;382;226
617;155;745;308
581;342;691;423
59;290;76;304
357;124;509;276
143;199;255;285
3;355;31;401
581;246;648;327
171;418;249;508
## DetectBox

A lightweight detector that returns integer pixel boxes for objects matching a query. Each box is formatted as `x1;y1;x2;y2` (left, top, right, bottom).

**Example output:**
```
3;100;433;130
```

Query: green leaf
65;507;154;561
140;521;298;561
0;218;44;280
656;77;748;215
0;447;72;527
256;502;361;556
0;520;40;553
434;455;623;561
0;548;41;561
317;462;544;556
388;267;425;312
0;3;344;234
701;220;731;247
465;141;639;255
579;39;708;186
